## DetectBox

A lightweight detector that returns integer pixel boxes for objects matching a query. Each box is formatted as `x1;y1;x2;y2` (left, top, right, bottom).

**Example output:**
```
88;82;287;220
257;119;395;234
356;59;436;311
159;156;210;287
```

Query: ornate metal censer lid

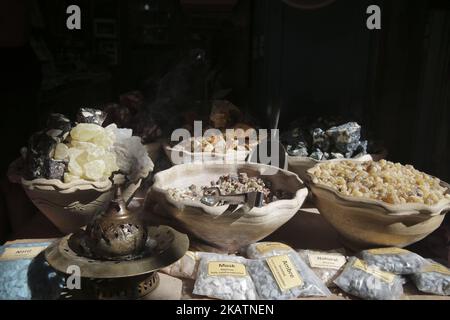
45;184;189;299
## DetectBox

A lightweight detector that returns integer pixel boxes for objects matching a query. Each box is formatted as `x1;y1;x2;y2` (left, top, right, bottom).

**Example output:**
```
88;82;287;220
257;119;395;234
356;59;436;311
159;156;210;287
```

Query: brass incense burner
45;183;189;299
82;185;148;260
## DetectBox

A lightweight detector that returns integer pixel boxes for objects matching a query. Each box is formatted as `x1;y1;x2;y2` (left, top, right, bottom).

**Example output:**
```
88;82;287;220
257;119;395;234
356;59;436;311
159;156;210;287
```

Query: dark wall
252;0;450;181
368;0;450;180
1;0;449;180
251;0;376;128
0;0;254;175
280;0;374;123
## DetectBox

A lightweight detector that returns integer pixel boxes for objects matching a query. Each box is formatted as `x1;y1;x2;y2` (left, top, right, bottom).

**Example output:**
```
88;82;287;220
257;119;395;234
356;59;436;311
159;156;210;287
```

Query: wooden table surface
6;206;450;300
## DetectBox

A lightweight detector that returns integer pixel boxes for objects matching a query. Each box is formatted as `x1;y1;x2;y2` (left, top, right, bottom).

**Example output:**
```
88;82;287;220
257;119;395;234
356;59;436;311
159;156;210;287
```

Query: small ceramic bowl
305;165;450;250
163;143;250;165
146;162;308;252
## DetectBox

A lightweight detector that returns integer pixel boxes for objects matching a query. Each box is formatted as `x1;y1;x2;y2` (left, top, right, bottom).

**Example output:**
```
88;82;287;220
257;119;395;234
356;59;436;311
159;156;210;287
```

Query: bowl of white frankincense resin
8;109;154;234
306;159;450;249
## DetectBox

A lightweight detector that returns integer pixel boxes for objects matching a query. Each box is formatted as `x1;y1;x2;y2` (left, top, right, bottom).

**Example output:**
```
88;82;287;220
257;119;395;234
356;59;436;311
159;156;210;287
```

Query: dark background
0;0;449;242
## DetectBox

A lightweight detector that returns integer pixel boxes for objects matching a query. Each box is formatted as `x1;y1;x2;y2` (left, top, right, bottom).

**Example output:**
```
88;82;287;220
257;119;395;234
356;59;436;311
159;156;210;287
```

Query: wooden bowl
305;166;450;250
8;158;151;234
146;163;308;252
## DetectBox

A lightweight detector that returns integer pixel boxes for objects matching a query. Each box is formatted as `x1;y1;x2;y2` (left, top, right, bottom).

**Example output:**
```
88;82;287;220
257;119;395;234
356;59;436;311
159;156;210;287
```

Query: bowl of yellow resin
8;121;154;234
306;160;450;249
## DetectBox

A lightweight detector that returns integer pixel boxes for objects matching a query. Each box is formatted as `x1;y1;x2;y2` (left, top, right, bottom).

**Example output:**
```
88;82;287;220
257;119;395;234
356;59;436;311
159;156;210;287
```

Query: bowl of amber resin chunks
287;153;373;183
146;163;308;252
8;110;154;234
306;160;450;249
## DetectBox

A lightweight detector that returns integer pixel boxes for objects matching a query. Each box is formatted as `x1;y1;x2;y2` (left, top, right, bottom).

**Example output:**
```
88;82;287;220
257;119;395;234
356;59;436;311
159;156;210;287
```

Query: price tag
255;242;292;254
308;253;346;270
366;247;410;255
267;255;303;291
353;258;395;284
208;261;247;277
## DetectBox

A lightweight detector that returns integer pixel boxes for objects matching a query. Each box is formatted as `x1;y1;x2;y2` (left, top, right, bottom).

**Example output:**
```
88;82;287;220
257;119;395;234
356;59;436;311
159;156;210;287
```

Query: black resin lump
25;155;46;180
43;159;66;180
27;131;57;158
312;128;330;152
310;149;324;161
326;122;362;156
46;113;72;142
286;142;309;157
76;108;107;126
283;120;370;159
24;113;73;180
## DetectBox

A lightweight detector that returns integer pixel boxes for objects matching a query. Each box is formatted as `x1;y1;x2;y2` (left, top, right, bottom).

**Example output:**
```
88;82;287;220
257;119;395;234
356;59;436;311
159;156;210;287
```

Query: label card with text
0;246;47;261
421;263;450;276
308;253;347;270
266;255;303;291
256;242;292;254
366;247;410;255
353;259;395;283
207;261;247;277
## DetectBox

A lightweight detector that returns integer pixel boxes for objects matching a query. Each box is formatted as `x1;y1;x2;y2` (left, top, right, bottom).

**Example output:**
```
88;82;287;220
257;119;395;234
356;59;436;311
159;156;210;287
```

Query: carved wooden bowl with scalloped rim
8;158;152;234
305;165;450;250
146;162;308;253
